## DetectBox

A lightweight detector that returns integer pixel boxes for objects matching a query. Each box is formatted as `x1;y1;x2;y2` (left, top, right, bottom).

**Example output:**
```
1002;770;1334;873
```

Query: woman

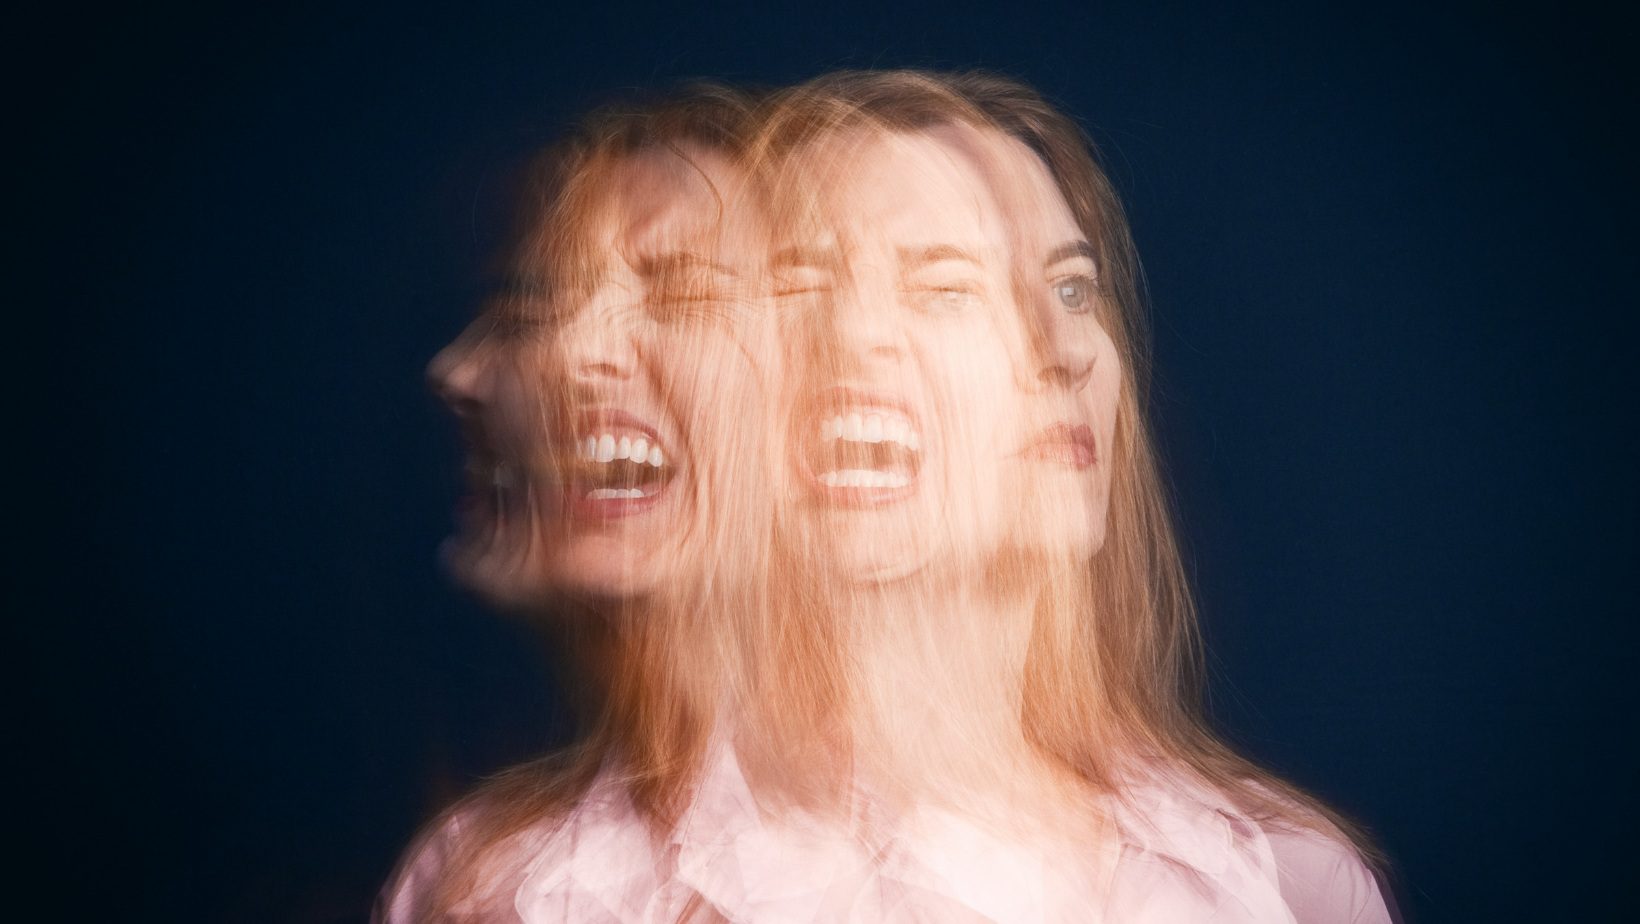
388;87;797;920
750;70;1393;922
386;72;1394;923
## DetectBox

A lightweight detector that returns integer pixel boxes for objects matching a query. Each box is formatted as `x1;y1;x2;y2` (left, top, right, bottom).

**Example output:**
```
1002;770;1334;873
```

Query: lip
1017;422;1097;470
562;406;674;521
573;408;661;442
798;386;922;509
451;414;512;528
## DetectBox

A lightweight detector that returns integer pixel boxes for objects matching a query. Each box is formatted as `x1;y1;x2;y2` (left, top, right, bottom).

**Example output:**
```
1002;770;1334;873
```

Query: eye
907;282;983;315
484;295;552;340
774;265;831;300
646;290;749;326
1052;274;1097;314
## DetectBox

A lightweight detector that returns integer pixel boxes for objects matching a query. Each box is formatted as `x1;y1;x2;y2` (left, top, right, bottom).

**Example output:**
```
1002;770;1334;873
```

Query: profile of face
776;125;1040;584
431;143;774;605
428;306;556;610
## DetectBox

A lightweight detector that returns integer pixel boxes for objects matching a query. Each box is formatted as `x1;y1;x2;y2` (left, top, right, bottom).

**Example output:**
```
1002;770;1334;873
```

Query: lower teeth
819;469;909;489
586;487;647;500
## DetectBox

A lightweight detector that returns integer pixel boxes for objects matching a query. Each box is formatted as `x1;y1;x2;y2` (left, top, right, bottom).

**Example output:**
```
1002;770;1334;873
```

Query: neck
839;565;1070;813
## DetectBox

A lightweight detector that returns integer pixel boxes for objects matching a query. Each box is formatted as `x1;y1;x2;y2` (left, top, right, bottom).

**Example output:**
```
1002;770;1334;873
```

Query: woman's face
427;307;556;610
777;126;1038;583
431;145;773;604
988;138;1124;560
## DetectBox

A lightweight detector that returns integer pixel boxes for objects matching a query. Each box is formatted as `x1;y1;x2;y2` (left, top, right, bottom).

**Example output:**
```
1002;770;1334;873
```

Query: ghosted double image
394;72;1393;924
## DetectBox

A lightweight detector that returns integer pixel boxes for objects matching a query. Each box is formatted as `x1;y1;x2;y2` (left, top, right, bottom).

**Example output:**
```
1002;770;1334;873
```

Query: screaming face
432;143;774;605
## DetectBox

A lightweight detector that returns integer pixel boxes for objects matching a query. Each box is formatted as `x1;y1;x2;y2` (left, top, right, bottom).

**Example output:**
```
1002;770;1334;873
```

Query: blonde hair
748;68;1378;853
401;70;1378;920
401;83;796;917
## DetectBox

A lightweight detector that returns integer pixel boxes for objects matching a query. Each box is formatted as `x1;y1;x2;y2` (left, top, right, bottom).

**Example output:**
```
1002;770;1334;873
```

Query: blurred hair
401;82;782;918
401;69;1377;920
748;68;1378;856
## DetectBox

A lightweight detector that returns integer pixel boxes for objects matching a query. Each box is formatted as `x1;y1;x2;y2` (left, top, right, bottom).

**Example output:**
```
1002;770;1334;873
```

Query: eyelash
645;295;743;324
1050;273;1099;314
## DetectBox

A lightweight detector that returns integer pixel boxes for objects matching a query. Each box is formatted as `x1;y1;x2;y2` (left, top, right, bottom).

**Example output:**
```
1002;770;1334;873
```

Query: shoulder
1263;822;1396;924
373;806;472;924
1109;764;1396;924
373;800;568;924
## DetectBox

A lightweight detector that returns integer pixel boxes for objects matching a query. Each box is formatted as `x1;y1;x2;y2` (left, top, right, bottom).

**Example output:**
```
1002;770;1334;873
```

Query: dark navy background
45;2;1632;920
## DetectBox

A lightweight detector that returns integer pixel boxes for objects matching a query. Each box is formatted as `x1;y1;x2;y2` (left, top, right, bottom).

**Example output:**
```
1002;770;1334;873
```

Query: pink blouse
379;747;1391;923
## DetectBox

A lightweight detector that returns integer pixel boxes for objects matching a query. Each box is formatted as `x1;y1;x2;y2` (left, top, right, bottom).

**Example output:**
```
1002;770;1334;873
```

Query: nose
818;278;903;372
1028;301;1097;393
557;303;641;387
427;320;499;417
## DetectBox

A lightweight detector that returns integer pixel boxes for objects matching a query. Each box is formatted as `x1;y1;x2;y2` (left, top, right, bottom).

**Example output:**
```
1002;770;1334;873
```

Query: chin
442;539;553;613
542;541;663;604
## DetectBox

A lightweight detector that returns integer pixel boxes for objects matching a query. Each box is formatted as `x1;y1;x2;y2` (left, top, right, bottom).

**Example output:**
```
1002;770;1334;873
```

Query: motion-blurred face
428;300;556;610
777;126;1037;583
538;146;772;600
431;144;771;605
990;139;1122;559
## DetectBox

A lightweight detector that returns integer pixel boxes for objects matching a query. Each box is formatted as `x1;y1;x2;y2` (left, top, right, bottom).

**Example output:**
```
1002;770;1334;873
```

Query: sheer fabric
378;746;1390;924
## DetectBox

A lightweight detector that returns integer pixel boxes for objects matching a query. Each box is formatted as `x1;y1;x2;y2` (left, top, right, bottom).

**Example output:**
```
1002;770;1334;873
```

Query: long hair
746;69;1378;856
398;69;1378;922
397;83;793;919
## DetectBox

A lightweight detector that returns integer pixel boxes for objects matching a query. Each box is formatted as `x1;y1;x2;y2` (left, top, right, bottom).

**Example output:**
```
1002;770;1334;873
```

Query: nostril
575;361;629;380
1038;365;1079;389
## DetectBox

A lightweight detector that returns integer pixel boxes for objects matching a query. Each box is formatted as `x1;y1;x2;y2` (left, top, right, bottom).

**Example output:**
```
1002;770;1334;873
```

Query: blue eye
1054;275;1095;314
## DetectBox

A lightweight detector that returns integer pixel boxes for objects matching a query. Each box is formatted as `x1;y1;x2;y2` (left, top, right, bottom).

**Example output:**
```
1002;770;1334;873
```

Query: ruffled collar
513;747;1297;923
1102;765;1297;923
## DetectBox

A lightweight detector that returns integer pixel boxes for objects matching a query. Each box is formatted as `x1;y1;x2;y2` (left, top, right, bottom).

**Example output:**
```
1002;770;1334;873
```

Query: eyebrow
1045;240;1098;267
899;244;984;272
772;245;838;269
635;250;738;278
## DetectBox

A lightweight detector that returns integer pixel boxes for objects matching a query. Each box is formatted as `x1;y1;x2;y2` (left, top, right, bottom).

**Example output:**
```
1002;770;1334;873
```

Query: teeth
818;469;910;489
492;462;515;490
573;432;667;467
586;487;647;500
818;411;921;451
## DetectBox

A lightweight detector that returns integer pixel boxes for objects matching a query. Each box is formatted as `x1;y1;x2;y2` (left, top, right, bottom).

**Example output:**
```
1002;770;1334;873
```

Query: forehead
794;126;1009;248
585;145;759;256
988;135;1082;248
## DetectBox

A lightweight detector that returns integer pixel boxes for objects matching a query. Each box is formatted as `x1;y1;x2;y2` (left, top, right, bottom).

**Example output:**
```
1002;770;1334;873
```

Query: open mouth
453;414;532;539
801;396;922;507
1017;422;1097;470
559;411;675;519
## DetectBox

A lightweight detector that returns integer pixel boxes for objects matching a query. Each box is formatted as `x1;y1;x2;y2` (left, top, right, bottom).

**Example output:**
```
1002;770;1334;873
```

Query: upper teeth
491;461;517;489
577;432;665;467
819;411;920;451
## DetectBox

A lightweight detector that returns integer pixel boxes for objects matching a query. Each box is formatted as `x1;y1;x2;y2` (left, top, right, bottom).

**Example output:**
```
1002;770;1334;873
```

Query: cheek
1093;345;1123;447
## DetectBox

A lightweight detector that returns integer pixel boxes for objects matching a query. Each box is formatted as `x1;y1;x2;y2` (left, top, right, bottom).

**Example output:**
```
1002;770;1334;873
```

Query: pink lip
811;386;918;420
562;407;673;522
1018;422;1097;470
798;386;922;509
573;408;660;442
564;486;666;521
